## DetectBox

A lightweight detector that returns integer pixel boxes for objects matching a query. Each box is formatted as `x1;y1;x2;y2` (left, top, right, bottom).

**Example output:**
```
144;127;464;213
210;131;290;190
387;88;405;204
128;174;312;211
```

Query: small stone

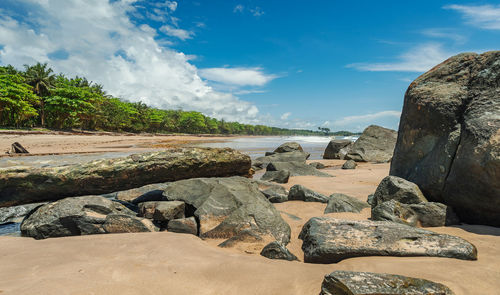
260;241;298;261
167;217;198;235
288;185;329;203
341;160;357;169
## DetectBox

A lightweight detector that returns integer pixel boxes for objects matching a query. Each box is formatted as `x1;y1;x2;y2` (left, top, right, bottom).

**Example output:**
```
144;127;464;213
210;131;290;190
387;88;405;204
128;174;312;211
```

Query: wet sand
0;161;499;294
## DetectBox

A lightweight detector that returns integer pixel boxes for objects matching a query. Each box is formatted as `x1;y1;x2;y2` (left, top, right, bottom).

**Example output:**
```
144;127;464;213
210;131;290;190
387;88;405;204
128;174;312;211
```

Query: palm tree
24;62;56;127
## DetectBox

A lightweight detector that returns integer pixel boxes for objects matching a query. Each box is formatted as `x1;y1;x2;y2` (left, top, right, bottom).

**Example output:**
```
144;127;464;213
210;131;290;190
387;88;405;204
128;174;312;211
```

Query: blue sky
0;1;499;131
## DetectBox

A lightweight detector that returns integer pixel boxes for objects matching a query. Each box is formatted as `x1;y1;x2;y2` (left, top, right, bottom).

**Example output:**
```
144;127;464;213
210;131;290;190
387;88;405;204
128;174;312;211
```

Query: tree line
0;63;358;136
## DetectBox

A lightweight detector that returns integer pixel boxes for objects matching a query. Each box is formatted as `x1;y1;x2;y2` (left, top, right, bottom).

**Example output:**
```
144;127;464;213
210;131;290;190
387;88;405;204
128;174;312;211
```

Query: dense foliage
0;63;359;136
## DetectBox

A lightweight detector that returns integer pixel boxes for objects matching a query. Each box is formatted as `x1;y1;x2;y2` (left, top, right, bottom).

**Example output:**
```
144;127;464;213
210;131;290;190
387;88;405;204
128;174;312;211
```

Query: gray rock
138;201;185;221
267;161;332;177
299;217;477;263
410;202;460;227
253;151;310;169
167;217;198;235
261;170;290;183
106;183;170;204
371;199;419;226
21;196;157;239
0;148;251;207
320;271;455;295
323;139;353;159
0;202;46;225
162;177;291;245
367;194;375;206
346;125;397;162
341;160;357;169
260;241;298;261
324;193;369;213
273;142;304;153
308;162;326;169
390;51;500;226
254;180;289;203
288;185;329;203
372;176;427;208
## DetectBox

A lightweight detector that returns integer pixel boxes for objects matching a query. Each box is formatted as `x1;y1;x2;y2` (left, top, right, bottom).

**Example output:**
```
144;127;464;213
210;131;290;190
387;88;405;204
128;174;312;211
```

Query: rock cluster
390;51;500;226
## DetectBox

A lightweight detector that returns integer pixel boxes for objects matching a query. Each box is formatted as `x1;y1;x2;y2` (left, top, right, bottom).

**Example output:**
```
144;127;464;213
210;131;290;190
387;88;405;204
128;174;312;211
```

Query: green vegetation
0;63;359;136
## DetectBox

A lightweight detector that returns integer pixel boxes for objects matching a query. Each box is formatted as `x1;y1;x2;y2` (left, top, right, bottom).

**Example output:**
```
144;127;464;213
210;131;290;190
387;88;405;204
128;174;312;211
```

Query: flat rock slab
267;161;332;177
320;271;455;295
299;217;477;263
162;176;291;245
0;148;250;207
253;151;310;169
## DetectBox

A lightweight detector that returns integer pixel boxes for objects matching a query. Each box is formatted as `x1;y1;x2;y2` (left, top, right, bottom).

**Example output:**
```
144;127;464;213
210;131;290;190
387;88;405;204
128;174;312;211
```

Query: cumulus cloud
445;4;500;30
0;0;262;122
160;25;194;40
280;112;291;120
198;67;277;86
347;43;453;72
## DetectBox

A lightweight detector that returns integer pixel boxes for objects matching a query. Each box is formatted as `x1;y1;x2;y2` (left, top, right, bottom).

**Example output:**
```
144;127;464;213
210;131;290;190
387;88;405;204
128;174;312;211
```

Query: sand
0;131;232;156
0;160;499;294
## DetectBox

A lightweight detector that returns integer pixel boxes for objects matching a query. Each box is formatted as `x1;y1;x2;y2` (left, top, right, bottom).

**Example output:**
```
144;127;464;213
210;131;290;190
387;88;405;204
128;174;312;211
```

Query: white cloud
333;111;401;126
160;25;194;40
280;112;291;120
233;4;244;13
0;0;260;122
421;28;466;43
445;4;500;30
347;43;453;72
198;67;277;86
251;7;264;17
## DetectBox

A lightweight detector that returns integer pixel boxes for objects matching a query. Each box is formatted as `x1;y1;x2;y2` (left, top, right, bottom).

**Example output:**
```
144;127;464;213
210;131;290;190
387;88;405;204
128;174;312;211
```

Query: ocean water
192;135;358;159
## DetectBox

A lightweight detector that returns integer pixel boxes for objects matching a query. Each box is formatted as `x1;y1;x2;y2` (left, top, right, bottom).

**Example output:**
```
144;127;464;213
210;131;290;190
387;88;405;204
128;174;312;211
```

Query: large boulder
346;125;397;162
162;177;291;245
288;185;330;203
273;142;304;153
253;151;310;169
299;217;477;263
323;139;352;159
267;161;332;177
320;271;455;295
372;176;428;208
390;51;500;226
0;148;251;207
324;193;369;213
20;196;157;239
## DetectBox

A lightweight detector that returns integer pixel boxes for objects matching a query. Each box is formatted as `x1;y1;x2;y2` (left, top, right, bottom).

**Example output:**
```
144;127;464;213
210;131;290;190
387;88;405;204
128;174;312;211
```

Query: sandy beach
0;159;499;294
0;131;233;156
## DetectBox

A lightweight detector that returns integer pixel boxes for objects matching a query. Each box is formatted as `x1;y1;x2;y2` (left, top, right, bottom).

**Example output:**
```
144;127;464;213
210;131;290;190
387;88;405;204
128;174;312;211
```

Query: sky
0;1;499;132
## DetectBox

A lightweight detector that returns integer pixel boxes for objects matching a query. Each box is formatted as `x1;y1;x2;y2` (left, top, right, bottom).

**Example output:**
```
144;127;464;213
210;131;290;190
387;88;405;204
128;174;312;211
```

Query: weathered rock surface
21;196;157;239
299;217;477;263
138;201;185;222
288;185;330;203
324;193;369;214
260;241;298;261
390;51;500;226
372;176;427;208
107;183;170;204
323;139;352;159
253;151;310;169
341;160;357;169
346;125;397;162
167;217;198;235
273;142;304;153
254;180;289;203
261;169;290;183
308;162;326;169
409;202;460;227
0;148;251;207
371;199;419;226
0;202;46;225
267;161;332;177
9;142;29;154
320;271;455;295
162;177;291;245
